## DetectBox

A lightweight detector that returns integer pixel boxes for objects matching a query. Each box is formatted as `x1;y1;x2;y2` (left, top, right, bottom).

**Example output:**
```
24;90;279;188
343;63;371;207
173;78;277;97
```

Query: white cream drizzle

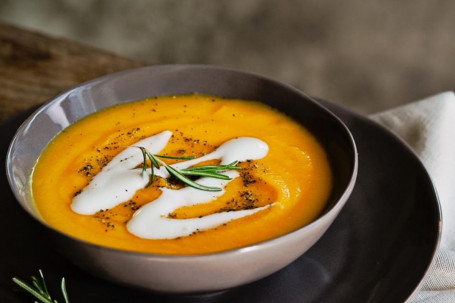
71;131;272;239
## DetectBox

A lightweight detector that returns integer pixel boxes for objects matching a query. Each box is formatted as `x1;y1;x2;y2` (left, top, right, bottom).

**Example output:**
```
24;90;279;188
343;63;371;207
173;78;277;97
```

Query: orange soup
32;94;332;254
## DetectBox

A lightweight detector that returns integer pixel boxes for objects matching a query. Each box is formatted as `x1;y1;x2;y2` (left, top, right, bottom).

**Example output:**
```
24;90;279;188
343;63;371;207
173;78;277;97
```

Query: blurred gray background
0;0;453;114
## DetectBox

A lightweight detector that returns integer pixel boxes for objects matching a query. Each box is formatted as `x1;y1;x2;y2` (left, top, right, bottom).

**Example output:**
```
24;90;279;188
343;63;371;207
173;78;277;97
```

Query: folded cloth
370;91;455;303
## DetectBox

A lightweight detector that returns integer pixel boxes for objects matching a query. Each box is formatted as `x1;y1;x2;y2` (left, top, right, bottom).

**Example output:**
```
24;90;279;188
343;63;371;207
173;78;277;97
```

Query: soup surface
32;94;332;254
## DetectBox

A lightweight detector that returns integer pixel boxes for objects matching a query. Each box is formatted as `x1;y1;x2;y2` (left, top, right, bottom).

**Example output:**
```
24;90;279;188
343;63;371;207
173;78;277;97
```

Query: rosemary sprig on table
136;147;241;191
12;270;69;303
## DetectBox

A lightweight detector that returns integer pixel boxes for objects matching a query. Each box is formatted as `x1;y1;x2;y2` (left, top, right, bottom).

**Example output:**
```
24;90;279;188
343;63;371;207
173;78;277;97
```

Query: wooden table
0;22;146;124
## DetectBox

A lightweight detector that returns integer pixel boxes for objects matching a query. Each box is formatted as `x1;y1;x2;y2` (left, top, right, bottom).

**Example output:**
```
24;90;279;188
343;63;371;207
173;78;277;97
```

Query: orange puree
32;94;332;254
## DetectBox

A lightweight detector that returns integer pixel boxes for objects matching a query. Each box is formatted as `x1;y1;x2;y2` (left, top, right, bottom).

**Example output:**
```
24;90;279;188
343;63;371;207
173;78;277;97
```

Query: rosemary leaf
155;154;195;160
39;270;51;300
179;170;231;180
139;147;149;178
61;278;69;303
31;277;44;296
181;161;241;172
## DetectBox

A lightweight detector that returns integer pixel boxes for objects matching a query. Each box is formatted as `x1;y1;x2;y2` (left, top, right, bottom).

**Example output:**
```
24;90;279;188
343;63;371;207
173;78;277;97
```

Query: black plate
0;100;440;303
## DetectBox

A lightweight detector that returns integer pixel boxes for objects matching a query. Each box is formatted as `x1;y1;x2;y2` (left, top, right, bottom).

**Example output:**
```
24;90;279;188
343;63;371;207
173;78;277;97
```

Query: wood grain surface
0;22;146;123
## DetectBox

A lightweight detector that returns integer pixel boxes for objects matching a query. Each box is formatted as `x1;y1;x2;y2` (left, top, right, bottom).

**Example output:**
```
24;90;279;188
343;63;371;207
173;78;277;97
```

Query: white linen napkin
370;91;455;302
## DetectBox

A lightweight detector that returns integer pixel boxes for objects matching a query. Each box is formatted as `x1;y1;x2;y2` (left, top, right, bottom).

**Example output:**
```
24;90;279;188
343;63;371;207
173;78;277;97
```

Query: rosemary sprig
136;147;241;191
12;270;69;303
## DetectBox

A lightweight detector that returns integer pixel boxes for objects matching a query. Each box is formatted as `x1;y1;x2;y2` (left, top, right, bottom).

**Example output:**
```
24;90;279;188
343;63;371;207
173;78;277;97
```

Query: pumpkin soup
31;94;332;254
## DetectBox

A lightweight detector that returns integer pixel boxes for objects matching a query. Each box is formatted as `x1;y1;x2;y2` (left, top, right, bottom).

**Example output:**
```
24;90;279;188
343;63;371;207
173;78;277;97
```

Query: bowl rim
6;64;358;259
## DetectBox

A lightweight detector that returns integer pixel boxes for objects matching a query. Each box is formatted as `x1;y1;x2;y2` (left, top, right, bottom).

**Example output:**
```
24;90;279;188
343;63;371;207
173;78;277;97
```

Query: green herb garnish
12;270;69;303
136;147;241;191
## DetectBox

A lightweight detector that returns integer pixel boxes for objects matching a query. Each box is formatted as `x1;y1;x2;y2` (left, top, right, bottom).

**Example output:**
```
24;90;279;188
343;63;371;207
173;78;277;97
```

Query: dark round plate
0;99;440;303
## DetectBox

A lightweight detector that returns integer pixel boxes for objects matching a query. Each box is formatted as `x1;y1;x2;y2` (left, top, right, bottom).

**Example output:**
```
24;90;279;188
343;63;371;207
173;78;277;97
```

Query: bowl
6;65;357;294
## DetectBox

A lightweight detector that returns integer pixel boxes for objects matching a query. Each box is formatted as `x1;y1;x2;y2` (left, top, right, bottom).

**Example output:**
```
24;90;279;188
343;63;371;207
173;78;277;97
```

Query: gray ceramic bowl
6;65;357;294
